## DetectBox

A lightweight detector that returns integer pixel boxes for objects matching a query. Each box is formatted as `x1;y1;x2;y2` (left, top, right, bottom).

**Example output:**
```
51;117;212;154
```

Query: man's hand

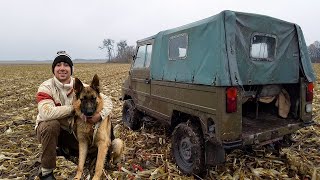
86;113;102;124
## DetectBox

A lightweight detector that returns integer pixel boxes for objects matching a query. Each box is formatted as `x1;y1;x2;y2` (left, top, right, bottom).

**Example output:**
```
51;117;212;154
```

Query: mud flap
205;141;225;165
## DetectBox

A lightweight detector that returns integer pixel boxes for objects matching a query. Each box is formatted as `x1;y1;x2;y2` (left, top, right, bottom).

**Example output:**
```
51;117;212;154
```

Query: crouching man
35;51;113;179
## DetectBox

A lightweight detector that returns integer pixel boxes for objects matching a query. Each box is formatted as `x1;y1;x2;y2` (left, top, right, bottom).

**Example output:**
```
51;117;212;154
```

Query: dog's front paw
92;176;100;180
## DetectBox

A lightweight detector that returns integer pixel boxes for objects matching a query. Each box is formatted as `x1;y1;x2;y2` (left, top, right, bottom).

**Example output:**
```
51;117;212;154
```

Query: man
35;51;113;179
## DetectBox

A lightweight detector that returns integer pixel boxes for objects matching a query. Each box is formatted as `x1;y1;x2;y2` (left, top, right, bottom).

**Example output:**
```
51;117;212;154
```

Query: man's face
54;62;71;83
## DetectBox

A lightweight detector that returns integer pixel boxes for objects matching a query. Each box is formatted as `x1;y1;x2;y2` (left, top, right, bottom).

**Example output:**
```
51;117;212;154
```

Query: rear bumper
242;121;313;146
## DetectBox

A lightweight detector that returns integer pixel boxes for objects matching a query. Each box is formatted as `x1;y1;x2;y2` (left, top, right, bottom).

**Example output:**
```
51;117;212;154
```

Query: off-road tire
172;122;204;175
122;99;141;130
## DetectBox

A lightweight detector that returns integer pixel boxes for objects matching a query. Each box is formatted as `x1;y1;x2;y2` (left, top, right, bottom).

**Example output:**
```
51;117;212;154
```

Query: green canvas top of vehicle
144;10;315;86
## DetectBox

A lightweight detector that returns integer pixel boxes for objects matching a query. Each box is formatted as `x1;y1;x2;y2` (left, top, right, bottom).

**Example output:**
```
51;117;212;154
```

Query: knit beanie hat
52;51;73;75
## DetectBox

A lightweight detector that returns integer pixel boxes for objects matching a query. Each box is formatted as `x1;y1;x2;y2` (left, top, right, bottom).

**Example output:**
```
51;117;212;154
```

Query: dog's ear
90;74;100;94
74;77;84;98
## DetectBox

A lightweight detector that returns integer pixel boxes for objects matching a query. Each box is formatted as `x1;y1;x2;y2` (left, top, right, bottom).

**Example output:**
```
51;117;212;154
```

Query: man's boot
38;171;56;180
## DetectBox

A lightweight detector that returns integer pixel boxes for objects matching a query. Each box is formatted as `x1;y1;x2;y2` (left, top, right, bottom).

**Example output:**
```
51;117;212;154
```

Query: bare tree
99;38;114;61
308;41;320;63
124;45;135;63
115;40;135;62
100;38;135;62
116;40;128;60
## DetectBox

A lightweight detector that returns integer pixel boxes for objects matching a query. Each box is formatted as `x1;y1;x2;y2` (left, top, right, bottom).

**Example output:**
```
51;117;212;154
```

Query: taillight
306;82;313;102
226;87;237;113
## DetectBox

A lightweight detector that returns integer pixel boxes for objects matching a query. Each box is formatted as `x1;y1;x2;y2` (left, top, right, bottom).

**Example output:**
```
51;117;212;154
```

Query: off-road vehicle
121;10;316;175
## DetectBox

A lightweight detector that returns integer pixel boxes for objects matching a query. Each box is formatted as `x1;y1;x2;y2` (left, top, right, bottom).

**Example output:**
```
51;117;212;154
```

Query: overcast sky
0;0;319;61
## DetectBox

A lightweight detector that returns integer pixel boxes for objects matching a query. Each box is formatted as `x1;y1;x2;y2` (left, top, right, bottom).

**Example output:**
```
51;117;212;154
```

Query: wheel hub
125;109;131;122
179;137;192;161
125;106;134;123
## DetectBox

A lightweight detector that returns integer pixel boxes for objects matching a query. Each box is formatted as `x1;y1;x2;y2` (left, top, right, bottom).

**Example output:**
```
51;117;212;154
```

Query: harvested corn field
0;63;319;179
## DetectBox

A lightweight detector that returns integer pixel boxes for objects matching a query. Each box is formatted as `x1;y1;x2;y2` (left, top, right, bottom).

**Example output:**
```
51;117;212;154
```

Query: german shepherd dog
73;74;124;180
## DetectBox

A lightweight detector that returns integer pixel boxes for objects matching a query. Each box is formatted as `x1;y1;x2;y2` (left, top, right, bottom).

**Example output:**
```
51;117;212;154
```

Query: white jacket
35;76;113;131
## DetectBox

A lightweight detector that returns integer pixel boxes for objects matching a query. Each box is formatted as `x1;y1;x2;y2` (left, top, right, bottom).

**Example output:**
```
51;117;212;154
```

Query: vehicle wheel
172;122;204;175
122;99;141;130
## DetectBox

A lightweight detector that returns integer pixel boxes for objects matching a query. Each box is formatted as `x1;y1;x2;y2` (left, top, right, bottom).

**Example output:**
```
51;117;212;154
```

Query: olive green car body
121;10;315;168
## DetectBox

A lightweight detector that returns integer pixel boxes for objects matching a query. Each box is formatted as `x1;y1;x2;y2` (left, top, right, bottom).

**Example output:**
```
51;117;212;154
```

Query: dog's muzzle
80;99;97;116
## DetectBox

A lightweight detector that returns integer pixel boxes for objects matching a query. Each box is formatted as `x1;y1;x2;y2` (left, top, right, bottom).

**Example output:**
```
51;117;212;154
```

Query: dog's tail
110;138;124;164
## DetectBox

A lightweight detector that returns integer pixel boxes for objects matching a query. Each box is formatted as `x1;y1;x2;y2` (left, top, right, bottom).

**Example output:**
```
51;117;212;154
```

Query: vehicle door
130;42;153;109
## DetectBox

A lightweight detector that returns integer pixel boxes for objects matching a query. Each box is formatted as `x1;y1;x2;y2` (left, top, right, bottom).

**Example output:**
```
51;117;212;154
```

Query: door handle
145;78;151;84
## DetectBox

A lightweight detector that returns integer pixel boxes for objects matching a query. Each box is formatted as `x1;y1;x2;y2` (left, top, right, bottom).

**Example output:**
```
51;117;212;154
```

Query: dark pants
36;120;78;169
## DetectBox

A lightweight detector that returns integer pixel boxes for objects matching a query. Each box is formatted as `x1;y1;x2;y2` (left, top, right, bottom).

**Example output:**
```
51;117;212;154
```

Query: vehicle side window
133;45;146;69
168;33;188;60
144;44;152;68
250;33;277;61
